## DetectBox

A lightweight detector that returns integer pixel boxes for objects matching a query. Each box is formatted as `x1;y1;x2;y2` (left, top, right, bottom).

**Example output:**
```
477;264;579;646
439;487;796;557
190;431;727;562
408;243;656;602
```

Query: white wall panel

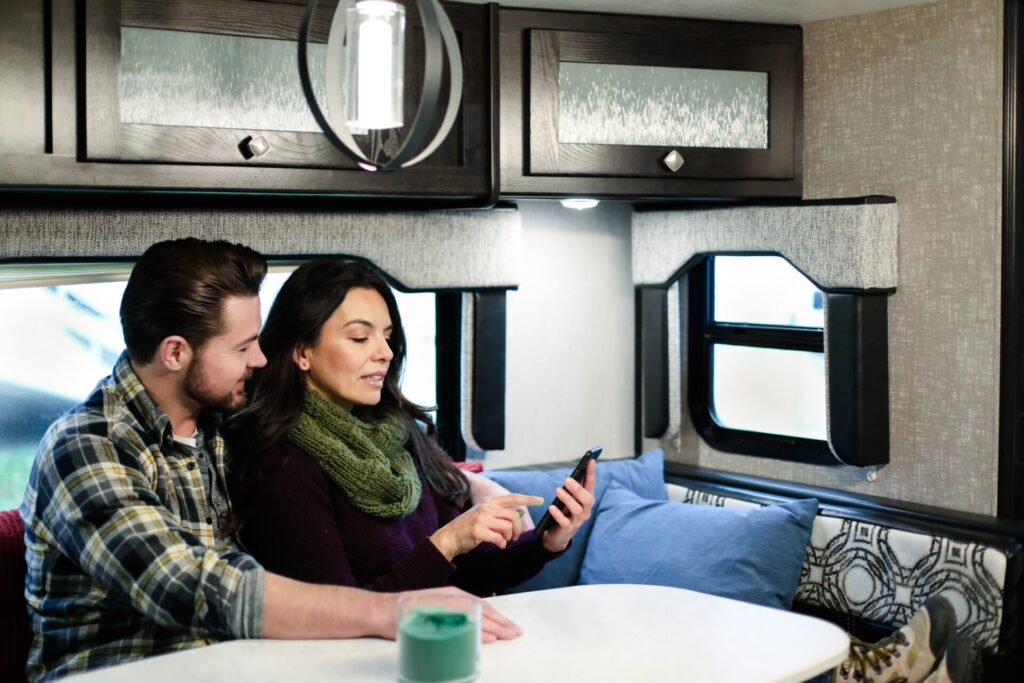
486;200;635;467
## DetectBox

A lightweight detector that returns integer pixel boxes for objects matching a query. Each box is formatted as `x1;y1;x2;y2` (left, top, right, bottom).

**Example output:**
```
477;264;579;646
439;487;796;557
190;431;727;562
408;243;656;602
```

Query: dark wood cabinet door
2;0;495;200
500;9;803;199
0;1;47;157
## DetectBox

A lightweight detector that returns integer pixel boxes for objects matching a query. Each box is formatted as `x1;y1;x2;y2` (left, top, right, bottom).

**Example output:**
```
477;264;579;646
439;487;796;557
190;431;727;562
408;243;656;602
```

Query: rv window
689;255;830;463
0;264;439;510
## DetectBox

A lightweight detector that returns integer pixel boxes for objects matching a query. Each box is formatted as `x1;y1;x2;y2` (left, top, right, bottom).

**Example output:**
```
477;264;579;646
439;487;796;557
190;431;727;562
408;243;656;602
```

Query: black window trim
687;256;837;465
435;290;509;460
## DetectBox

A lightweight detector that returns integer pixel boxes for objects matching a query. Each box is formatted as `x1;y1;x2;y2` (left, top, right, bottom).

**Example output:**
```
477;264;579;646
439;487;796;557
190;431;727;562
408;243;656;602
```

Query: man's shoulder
47;378;129;434
39;381;151;465
23;381;157;529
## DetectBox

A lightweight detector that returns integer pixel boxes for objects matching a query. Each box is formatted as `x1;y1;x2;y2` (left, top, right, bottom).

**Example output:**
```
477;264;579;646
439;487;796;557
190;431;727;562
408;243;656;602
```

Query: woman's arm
241;448;454;592
448;530;561;595
448;461;597;595
427;493;544;561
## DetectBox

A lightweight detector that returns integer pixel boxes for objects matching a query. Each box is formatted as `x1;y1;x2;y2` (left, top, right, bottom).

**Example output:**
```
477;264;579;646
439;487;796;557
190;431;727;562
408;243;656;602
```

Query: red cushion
453;461;483;473
0;509;30;683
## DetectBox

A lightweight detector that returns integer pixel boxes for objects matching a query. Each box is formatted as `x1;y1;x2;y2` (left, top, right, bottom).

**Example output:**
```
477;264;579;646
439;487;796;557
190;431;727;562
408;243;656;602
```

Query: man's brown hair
120;238;267;364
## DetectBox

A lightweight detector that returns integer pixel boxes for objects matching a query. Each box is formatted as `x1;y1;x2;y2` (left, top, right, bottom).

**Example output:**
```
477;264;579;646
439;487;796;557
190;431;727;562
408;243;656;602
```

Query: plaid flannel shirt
19;353;265;682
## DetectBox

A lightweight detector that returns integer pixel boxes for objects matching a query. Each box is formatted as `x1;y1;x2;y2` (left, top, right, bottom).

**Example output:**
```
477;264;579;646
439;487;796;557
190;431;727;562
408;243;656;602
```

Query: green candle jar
398;593;481;683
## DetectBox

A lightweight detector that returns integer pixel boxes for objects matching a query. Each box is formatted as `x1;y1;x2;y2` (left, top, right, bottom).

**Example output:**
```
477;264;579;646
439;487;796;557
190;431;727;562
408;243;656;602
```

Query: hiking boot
832;595;957;683
922;635;982;683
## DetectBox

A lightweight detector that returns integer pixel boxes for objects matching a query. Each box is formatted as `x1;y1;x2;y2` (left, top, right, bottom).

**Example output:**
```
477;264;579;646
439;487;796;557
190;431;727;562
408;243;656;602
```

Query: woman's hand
464;470;536;531
539;459;596;553
430;493;544;561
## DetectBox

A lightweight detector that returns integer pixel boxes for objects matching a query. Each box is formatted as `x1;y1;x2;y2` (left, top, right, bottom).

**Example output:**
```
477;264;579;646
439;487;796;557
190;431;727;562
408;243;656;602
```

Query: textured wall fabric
632;202;899;292
460;293;483;454
668;0;1003;515
0;207;521;290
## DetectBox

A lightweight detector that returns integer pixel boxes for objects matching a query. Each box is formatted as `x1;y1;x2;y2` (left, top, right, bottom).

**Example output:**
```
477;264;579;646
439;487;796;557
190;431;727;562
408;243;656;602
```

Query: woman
226;258;594;595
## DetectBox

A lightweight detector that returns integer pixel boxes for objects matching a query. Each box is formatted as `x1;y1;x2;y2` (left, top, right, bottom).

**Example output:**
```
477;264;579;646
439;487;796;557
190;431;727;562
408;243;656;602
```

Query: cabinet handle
240;135;271;159
662;150;685;173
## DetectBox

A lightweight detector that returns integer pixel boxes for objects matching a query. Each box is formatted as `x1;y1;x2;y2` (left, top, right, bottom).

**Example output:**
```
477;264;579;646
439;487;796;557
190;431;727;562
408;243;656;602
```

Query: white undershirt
172;431;199;448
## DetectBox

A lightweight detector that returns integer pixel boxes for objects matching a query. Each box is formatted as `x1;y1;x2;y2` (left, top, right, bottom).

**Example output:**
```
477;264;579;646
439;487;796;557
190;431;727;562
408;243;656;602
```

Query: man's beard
183;357;249;412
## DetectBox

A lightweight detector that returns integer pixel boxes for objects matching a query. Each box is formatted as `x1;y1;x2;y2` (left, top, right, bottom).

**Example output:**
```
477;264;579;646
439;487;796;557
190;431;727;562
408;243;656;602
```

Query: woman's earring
301;361;309;371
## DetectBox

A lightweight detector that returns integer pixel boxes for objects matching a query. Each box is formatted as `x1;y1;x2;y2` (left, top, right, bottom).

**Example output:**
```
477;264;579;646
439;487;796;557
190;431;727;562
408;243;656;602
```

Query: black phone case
534;447;601;537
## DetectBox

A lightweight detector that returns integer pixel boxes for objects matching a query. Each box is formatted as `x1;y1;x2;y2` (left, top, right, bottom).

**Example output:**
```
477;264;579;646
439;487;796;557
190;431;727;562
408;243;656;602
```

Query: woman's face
294;287;395;410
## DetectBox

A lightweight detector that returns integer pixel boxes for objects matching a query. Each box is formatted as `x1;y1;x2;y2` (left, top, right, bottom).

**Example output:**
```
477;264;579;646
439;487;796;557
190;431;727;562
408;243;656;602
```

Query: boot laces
835;632;910;683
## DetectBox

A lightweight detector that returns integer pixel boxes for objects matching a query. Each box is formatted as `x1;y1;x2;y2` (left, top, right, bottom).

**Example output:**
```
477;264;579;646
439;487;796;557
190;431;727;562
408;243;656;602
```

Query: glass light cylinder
345;1;405;130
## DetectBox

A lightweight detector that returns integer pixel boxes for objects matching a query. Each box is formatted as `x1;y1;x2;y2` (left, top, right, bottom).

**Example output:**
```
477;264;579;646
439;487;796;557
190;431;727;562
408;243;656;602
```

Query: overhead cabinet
1;2;803;201
499;9;803;198
2;0;496;200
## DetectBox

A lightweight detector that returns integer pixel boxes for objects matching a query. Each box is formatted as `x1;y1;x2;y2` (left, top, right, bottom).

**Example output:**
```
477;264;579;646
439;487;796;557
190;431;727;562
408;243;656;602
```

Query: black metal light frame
298;0;464;171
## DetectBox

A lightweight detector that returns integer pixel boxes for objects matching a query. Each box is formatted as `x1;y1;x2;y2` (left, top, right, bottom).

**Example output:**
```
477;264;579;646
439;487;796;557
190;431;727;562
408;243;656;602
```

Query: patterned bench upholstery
664;465;1023;681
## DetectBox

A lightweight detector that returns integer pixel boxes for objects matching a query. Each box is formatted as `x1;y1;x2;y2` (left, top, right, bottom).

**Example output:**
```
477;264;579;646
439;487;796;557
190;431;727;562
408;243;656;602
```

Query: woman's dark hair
121;238;267;363
226;258;469;524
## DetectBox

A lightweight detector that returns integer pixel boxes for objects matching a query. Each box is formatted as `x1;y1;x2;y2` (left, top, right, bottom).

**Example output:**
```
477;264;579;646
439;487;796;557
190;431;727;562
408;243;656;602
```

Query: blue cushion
483;450;666;592
579;484;818;609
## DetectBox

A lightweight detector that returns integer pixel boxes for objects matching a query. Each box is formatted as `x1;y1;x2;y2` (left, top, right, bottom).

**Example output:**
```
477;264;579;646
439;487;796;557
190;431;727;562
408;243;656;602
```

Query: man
20;239;525;681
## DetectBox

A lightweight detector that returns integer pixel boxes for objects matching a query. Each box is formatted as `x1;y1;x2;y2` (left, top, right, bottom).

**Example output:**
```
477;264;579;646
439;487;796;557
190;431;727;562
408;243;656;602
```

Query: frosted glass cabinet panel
500;9;802;197
120;27;329;134
79;0;493;198
557;63;769;149
528;28;798;180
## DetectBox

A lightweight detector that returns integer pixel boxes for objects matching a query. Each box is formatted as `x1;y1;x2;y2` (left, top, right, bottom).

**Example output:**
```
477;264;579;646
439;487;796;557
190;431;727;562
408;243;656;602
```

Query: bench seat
665;463;1022;682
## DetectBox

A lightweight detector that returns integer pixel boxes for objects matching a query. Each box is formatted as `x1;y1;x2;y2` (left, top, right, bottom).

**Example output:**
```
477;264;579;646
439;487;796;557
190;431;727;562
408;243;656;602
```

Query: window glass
711;344;826;440
0;266;437;510
713;255;823;328
0;281;127;510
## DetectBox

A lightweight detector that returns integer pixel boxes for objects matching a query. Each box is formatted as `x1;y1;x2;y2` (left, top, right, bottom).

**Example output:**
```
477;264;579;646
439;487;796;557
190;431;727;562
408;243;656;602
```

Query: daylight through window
0;264;437;509
689;255;829;463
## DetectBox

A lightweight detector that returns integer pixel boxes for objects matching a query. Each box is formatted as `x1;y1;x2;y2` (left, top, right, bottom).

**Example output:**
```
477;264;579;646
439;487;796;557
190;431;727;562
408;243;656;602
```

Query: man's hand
389;586;523;643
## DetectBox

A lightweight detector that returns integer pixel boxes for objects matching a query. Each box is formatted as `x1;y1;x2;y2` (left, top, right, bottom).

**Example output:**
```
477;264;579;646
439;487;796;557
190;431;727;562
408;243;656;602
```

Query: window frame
435;292;466;460
687;256;836;465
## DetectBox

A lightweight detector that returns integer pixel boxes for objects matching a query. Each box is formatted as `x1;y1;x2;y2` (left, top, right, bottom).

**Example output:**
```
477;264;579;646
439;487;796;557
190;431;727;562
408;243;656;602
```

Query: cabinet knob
240;135;271;159
662;150;685;173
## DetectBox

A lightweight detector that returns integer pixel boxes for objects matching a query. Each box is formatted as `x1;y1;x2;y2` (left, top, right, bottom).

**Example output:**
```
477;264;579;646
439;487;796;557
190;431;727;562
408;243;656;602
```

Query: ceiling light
560;198;601;210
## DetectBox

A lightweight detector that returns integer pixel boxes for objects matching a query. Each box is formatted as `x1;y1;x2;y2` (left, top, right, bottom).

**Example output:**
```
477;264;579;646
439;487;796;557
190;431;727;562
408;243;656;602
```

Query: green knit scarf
287;388;420;519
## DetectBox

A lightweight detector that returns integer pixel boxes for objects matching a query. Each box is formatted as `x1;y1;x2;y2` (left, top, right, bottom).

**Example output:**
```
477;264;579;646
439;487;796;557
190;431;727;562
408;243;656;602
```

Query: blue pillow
483;449;666;592
579;484;817;609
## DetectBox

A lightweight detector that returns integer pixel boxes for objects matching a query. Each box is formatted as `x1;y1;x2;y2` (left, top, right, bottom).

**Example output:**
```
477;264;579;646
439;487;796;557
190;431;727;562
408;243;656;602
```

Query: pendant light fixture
299;0;463;171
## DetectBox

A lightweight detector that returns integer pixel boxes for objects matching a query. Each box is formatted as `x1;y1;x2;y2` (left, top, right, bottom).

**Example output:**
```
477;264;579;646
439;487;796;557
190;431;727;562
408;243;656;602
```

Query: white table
70;584;849;683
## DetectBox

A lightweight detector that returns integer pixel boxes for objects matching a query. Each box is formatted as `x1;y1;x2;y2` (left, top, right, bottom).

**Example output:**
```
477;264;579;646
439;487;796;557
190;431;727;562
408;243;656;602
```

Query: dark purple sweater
240;443;559;596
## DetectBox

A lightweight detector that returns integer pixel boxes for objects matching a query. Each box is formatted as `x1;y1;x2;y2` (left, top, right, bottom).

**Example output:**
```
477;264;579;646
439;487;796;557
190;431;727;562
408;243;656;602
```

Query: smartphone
534;446;602;537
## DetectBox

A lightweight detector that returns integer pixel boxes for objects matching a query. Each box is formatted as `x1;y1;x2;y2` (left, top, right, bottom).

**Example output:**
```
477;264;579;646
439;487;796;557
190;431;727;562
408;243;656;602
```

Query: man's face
183;295;266;411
